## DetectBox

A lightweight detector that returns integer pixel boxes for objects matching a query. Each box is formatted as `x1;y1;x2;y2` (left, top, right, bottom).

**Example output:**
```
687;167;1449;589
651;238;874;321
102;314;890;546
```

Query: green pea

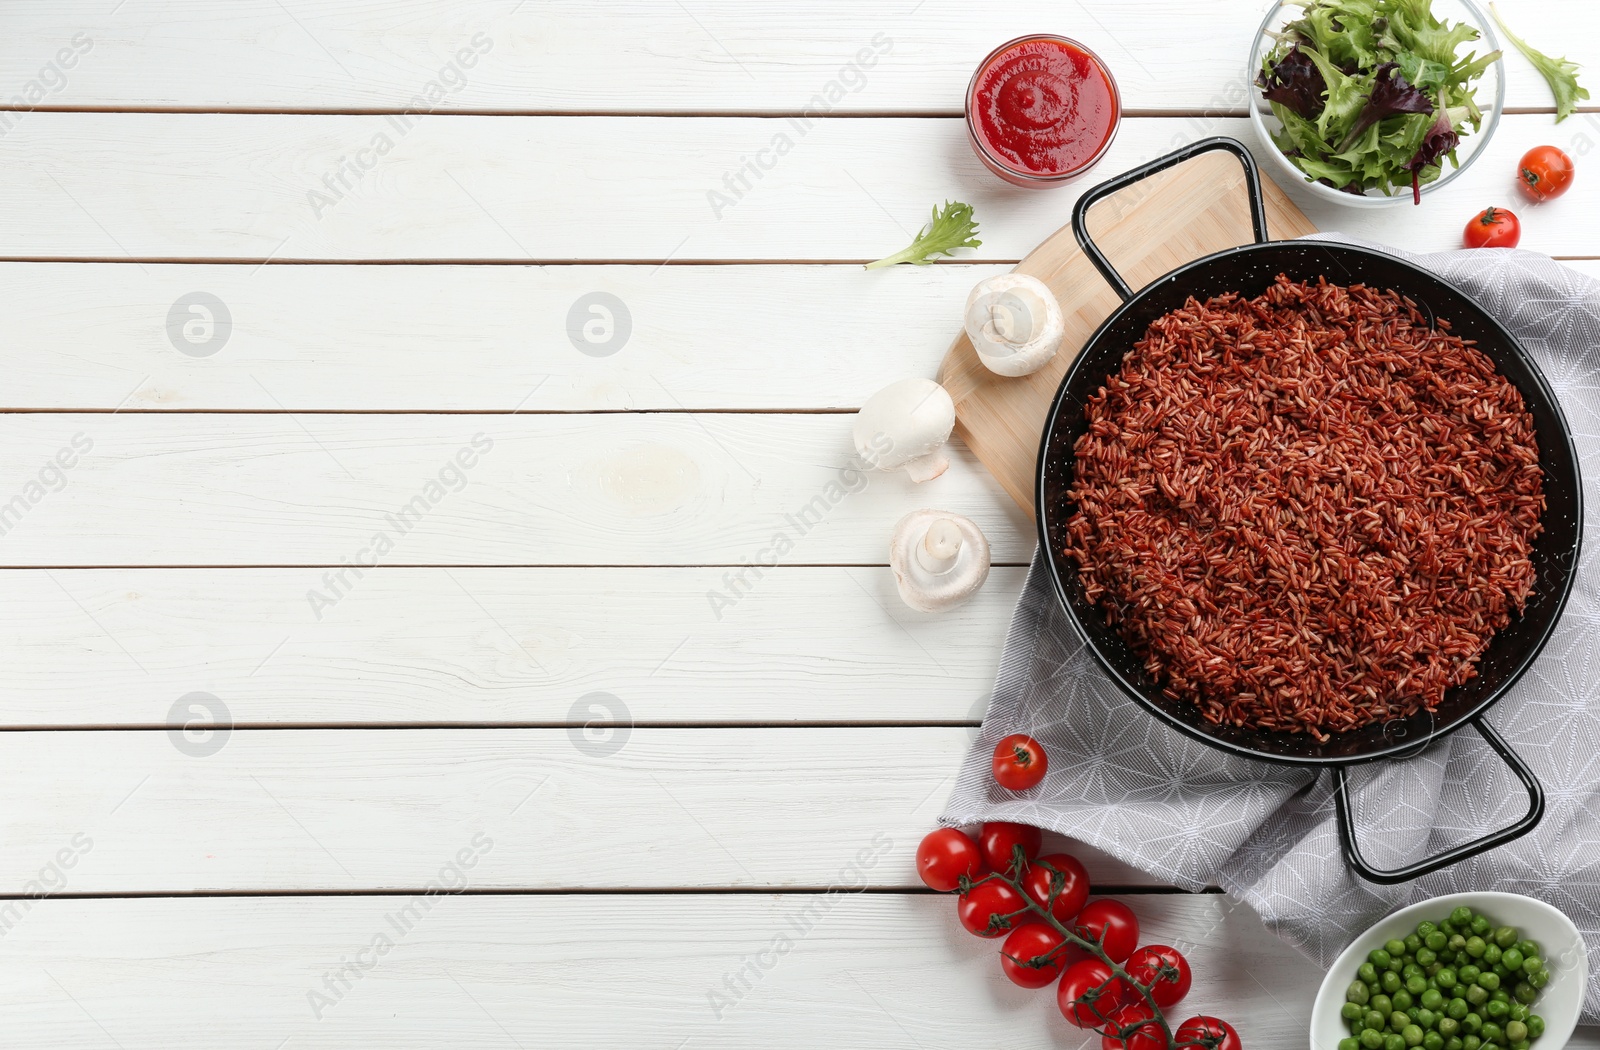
1493;926;1518;949
1461;1037;1480;1050
1481;944;1501;967
1367;1009;1388;1030
1458;965;1481;984
1405;934;1424;955
1450;906;1474;927
1449;934;1469;953
1417;920;1437;936
1361;1031;1385;1050
1446;997;1469;1020
1392;1010;1412;1030
1506;1003;1528;1023
1469;916;1490;937
1344;1001;1366;1021
1484;999;1508;1020
1512;982;1537;1005
1462;1012;1483;1034
1478;1023;1501;1045
1514;940;1538;959
1340;1039;1362;1050
1415;1008;1436;1030
1464;937;1487;959
1373;994;1394;1016
1499;948;1522;971
1437;969;1458;990
1526;1016;1544;1038
1401;1025;1425;1048
1475;971;1500;992
1426;963;1443;978
1425;932;1448;952
1437;1017;1460;1038
1417;948;1438;967
1392;991;1414;1011
1384;1035;1405;1050
1349;980;1372;1004
1520;955;1541;975
1527;968;1548;989
1406;976;1428;996
1503;1020;1526;1043
1420;988;1444;1011
1445;1039;1463;1050
1387;939;1409;957
1465;985;1488;1006
1490;988;1509;1005
1390;956;1407;973
1383;971;1403;994
1360;962;1380;984
1422;1034;1443;1050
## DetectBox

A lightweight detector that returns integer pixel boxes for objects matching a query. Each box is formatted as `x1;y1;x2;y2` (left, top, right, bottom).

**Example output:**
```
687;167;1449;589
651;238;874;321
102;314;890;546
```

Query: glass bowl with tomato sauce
965;34;1121;187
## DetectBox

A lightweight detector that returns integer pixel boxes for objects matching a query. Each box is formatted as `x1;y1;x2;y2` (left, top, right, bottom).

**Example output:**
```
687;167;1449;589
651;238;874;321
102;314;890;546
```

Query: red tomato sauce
968;36;1119;180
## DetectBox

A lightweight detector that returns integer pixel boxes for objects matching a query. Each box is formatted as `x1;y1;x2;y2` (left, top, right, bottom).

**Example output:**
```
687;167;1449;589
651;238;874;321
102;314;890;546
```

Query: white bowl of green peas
1310;892;1586;1050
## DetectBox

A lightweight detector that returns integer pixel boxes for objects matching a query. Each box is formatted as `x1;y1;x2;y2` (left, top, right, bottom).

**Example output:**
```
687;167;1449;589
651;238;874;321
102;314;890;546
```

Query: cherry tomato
957;879;1027;938
915;828;984;892
1463;206;1520;249
1518;145;1575;201
1174;1015;1242;1050
979;821;1042;874
999;921;1068;988
1074;899;1140;963
1126;944;1192;1008
993;734;1048;790
1101;1001;1167;1050
1057;957;1131;1028
1021;852;1091;924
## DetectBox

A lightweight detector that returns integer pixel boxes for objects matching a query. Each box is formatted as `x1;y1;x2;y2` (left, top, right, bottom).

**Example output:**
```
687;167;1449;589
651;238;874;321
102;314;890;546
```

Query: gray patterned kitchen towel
941;236;1600;1019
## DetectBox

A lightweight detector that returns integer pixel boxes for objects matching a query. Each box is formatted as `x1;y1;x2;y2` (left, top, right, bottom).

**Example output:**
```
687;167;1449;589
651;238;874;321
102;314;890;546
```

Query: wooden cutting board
937;149;1319;516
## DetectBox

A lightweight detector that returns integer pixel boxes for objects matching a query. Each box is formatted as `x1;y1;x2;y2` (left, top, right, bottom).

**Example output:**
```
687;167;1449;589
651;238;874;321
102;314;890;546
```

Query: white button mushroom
852;377;956;483
964;273;1065;377
889;510;991;612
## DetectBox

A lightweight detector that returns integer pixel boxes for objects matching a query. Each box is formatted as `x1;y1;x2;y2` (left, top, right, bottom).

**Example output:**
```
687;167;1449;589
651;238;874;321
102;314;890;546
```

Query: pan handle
1070;136;1270;302
1332;718;1545;885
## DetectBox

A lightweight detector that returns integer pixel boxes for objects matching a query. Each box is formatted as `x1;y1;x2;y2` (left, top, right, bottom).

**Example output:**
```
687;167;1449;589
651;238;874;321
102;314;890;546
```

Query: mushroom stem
916;518;963;574
901;451;951;484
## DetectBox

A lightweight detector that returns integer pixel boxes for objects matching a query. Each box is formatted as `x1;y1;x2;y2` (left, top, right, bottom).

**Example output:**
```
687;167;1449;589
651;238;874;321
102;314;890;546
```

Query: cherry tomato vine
923;830;1238;1049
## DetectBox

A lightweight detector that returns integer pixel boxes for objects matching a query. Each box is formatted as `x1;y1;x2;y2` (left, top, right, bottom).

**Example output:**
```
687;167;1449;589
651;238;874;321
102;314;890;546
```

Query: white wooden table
0;2;1595;1046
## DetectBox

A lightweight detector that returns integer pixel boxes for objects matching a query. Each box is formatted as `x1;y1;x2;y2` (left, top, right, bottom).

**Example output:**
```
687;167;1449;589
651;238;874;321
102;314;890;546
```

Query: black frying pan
1035;137;1583;884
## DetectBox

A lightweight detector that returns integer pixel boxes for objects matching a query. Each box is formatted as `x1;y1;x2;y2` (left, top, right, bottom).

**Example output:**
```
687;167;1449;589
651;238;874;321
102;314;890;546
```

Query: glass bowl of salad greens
1248;0;1504;206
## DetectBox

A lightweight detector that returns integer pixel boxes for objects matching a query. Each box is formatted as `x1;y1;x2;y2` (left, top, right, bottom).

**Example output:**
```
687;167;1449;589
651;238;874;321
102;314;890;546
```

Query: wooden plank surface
0;414;1032;566
0;262;1006;411
0;894;1328;1049
0;114;1591;261
0;0;1589;114
4;2;1600;1047
0;727;1174;891
0;567;1022;726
